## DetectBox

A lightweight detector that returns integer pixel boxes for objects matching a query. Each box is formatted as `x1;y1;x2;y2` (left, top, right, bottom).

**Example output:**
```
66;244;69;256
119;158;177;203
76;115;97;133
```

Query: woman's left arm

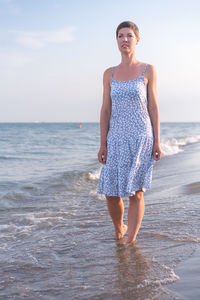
146;64;162;161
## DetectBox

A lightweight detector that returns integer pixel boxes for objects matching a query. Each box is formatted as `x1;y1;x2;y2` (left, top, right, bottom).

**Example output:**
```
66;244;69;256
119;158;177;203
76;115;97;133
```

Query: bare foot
115;224;128;240
125;237;136;244
117;237;137;245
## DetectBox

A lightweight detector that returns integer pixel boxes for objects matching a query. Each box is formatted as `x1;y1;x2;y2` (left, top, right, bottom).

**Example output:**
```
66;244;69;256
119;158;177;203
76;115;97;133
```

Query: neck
120;52;138;66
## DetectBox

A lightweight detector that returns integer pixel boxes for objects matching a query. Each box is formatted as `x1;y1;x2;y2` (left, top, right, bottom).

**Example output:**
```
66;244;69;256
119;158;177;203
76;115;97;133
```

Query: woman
97;21;162;244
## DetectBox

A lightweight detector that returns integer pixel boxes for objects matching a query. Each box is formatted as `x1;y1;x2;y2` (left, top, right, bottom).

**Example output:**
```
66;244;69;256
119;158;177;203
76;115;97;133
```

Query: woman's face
117;27;139;53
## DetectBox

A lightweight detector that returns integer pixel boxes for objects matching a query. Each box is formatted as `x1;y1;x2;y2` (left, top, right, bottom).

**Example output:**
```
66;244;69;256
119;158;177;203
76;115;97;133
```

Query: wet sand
168;245;200;299
163;147;200;299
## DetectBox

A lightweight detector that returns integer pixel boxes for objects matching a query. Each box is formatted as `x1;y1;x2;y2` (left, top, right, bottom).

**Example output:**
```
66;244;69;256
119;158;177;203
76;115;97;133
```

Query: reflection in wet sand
113;240;177;299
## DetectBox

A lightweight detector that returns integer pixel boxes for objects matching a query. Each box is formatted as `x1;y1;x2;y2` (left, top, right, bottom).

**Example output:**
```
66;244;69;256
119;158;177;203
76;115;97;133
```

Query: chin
121;49;130;53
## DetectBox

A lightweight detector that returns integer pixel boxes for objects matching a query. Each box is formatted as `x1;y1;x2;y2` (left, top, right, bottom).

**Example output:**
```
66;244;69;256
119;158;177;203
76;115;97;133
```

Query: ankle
127;233;137;242
115;223;124;233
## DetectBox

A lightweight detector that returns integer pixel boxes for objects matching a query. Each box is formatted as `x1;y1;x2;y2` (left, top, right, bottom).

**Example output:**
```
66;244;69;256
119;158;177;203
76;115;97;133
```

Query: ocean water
0;122;200;299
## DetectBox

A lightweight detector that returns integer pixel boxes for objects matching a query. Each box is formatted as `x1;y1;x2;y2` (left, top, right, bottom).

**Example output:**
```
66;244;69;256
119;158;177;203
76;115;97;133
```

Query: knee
106;196;121;203
129;190;143;202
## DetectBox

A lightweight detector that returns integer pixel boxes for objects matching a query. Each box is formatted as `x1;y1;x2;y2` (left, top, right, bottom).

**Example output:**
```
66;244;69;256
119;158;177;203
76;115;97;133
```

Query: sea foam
161;135;200;156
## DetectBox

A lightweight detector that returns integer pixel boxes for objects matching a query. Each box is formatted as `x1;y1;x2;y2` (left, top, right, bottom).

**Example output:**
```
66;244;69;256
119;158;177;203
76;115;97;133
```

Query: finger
153;152;157;160
98;154;104;164
153;152;159;160
156;152;162;161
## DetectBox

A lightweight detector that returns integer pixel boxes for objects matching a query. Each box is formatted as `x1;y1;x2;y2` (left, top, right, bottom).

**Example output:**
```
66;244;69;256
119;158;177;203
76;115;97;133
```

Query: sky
0;0;200;122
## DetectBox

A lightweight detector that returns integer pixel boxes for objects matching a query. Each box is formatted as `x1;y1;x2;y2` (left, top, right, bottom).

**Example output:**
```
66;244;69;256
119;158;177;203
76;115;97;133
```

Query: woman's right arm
98;68;112;164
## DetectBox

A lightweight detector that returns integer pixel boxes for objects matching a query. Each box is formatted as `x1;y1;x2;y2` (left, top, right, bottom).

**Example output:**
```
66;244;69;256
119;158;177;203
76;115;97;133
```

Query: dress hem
97;186;149;197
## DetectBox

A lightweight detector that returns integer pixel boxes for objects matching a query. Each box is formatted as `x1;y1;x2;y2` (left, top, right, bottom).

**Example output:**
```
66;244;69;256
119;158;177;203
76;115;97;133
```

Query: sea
0;122;200;300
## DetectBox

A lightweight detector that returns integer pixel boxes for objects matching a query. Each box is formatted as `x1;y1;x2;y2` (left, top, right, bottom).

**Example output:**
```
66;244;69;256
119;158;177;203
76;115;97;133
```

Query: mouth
122;44;129;48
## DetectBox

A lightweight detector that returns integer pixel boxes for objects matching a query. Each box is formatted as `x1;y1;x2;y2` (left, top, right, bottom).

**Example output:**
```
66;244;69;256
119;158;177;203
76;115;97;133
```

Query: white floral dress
98;64;156;197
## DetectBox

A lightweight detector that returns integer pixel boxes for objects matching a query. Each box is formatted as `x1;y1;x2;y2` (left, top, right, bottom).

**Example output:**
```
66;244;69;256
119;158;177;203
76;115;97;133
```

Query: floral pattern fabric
97;64;156;197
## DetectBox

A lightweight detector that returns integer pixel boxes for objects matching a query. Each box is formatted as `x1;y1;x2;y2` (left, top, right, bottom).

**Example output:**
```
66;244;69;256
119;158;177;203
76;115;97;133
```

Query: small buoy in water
78;123;82;128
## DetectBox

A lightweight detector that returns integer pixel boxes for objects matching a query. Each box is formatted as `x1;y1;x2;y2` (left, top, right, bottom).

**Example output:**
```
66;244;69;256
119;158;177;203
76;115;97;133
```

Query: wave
87;169;100;181
136;264;179;288
161;135;200;156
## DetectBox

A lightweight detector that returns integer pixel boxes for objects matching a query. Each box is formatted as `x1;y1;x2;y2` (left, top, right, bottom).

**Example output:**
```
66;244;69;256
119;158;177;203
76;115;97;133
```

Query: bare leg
106;196;127;239
126;190;145;243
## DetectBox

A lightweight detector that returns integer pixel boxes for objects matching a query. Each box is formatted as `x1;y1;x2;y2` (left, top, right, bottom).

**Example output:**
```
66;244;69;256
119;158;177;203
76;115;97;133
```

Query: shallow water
0;122;200;299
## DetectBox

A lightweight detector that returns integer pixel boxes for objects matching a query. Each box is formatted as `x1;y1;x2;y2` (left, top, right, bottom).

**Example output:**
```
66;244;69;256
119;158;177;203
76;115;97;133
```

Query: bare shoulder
146;64;157;80
104;67;112;76
103;67;113;86
103;67;112;79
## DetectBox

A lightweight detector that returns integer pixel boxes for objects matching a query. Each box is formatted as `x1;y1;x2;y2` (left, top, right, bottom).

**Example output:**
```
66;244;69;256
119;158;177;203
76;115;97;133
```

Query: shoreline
161;141;200;299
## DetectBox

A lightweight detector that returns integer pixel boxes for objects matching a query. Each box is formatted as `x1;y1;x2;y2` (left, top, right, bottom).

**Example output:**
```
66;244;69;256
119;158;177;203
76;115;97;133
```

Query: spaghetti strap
111;66;114;79
142;63;148;76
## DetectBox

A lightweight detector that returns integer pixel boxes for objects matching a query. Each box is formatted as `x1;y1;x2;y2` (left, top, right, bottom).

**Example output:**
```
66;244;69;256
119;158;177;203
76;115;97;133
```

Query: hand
153;141;162;161
98;145;107;164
